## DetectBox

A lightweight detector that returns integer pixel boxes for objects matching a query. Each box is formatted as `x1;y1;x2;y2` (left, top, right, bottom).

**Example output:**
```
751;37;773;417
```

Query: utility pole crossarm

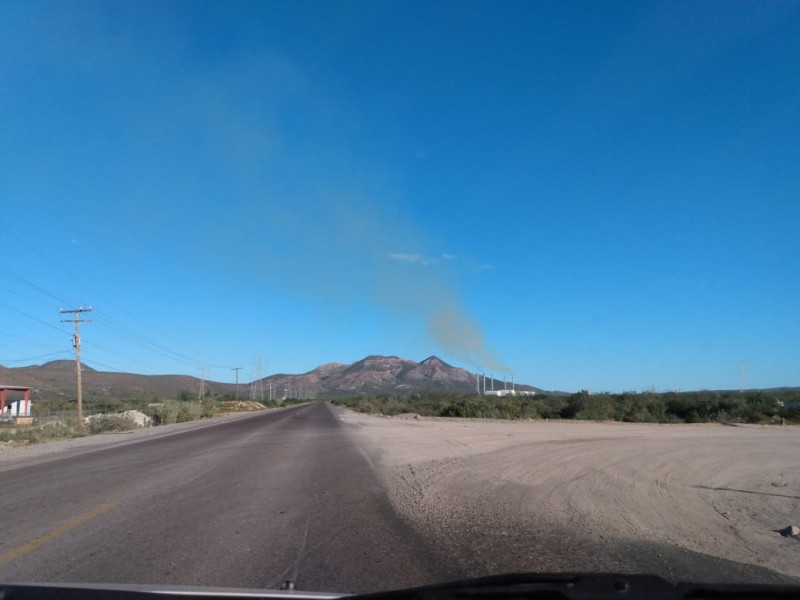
59;306;92;432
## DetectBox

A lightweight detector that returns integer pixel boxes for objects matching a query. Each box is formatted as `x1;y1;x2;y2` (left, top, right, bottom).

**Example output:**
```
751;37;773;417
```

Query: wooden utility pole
231;367;242;401
60;306;92;432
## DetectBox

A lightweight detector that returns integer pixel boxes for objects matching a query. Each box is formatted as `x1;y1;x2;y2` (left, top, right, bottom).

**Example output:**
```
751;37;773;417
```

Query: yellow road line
0;500;118;566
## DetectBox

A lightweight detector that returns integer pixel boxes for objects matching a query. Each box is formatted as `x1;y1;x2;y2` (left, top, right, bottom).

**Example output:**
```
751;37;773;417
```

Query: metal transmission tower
197;366;207;400
250;356;265;402
231;367;242;401
59;306;92;432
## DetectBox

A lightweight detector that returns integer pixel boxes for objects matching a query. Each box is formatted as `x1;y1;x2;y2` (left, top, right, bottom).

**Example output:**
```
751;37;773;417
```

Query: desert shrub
573;395;617;421
176;401;203;423
150;401;179;426
87;415;139;434
0;427;16;443
334;390;800;424
200;399;217;418
43;421;77;438
86;398;125;413
355;399;378;414
533;397;565;419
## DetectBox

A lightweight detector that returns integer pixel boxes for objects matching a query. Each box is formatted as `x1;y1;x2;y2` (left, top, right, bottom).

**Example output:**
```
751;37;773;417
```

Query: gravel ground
337;409;800;584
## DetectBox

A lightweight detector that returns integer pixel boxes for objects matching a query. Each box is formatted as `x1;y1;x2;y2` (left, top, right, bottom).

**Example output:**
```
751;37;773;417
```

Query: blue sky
1;0;798;392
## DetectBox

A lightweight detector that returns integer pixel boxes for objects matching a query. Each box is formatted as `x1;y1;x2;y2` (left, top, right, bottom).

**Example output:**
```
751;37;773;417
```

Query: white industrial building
476;373;535;396
483;389;536;397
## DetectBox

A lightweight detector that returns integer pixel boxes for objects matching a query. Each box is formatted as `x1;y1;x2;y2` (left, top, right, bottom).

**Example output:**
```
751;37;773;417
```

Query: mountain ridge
0;355;540;402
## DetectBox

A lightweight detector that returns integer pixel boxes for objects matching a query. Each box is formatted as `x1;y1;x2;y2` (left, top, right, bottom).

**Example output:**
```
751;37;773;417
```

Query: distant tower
739;362;747;392
250;356;265;402
198;366;207;400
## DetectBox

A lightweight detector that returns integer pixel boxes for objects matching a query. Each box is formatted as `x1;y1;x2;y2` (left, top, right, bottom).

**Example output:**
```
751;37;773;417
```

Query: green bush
87;415;139;434
356;399;378;414
333;389;800;424
43;421;78;439
200;399;217;418
148;400;212;425
177;402;202;423
149;401;179;426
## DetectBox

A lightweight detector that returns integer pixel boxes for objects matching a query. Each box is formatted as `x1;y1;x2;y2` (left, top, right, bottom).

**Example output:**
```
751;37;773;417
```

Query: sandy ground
338;410;800;584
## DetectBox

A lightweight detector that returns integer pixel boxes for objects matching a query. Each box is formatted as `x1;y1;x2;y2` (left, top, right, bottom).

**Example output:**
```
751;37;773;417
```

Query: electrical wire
0;299;71;335
0;226;235;372
0;349;72;363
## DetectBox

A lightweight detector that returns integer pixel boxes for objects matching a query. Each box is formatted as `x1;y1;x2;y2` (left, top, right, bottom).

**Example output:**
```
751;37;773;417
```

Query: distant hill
0;355;540;402
0;360;234;403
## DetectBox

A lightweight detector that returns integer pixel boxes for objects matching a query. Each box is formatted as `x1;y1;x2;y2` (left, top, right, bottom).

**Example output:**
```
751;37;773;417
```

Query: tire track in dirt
338;410;800;583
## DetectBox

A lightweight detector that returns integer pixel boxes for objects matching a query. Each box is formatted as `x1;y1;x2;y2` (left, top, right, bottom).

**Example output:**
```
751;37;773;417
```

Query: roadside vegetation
2;393;217;447
332;389;800;424
1;391;310;448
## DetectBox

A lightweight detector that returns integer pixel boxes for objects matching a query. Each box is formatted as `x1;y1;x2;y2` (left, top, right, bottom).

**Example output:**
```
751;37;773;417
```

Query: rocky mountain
259;355;539;399
0;356;539;402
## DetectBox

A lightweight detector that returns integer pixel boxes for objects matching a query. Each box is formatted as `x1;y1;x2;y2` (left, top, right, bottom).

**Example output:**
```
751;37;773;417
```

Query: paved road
0;403;448;593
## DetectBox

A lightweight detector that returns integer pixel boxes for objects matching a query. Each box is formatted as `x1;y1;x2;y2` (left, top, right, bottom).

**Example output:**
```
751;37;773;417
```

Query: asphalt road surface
0;403;449;593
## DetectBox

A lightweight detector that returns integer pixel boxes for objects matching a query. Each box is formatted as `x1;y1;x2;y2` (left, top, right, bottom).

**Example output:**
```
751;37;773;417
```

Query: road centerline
0;500;118;567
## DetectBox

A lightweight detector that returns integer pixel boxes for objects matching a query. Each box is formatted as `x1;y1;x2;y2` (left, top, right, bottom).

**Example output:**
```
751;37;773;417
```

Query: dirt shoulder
338;409;800;584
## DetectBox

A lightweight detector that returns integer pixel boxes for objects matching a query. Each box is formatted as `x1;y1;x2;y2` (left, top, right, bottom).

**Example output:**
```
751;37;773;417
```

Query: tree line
332;389;800;423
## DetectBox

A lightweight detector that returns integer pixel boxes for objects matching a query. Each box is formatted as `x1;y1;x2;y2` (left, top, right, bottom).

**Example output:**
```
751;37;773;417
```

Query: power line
0;269;81;306
90;309;230;369
1;238;226;370
0;225;86;300
0;234;247;375
0;349;72;363
0;300;70;335
80;339;179;374
0;328;57;348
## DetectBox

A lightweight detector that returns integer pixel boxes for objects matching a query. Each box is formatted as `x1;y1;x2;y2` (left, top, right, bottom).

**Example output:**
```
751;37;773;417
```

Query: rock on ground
84;410;152;427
